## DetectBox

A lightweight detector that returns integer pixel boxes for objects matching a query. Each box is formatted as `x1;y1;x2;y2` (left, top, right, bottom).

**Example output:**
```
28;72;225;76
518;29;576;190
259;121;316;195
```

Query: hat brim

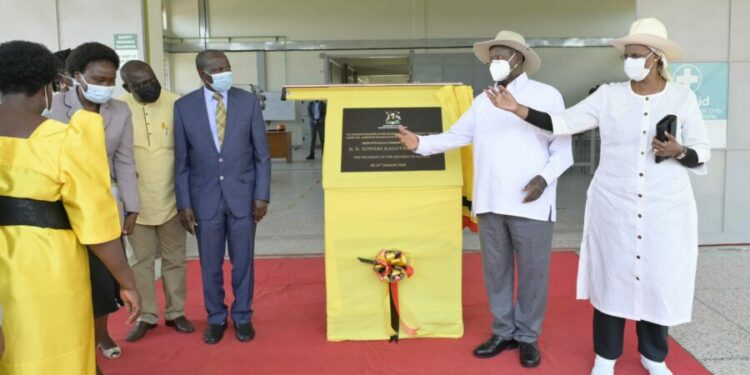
473;39;542;74
609;34;684;60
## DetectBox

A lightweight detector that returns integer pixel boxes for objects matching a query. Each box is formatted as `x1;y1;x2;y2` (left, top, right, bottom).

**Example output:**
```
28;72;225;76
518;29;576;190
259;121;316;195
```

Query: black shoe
234;322;255;342
519;342;541;368
126;321;156;342
473;335;519;358
203;322;227;344
166;316;196;334
306;155;315;160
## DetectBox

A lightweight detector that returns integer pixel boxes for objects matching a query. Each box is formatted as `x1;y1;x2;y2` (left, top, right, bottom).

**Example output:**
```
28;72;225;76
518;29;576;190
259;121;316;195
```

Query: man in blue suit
174;50;271;344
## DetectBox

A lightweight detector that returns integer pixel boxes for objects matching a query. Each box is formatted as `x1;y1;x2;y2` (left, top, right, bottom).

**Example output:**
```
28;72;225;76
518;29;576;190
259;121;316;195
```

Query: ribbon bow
359;249;418;342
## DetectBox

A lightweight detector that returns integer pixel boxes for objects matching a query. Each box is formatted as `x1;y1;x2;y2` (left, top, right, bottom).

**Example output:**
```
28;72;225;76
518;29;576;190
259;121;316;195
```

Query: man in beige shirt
120;61;195;341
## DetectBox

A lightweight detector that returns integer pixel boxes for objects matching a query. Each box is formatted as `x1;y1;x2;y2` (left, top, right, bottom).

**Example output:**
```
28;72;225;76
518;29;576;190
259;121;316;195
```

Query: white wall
0;0;59;49
56;0;144;57
1;0;172;88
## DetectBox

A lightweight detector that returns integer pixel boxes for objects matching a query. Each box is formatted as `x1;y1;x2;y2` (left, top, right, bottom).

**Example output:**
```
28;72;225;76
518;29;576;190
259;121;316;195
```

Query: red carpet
101;252;709;374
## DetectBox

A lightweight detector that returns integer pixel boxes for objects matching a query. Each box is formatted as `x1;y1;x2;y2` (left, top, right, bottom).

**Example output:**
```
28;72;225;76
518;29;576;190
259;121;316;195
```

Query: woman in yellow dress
0;41;141;374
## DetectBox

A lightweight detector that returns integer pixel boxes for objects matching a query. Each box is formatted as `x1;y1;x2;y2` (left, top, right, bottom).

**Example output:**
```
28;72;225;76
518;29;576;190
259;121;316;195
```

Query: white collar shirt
416;73;573;221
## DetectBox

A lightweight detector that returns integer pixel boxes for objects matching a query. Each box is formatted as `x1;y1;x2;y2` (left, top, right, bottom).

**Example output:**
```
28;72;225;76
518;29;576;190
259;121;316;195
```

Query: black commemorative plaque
341;107;445;172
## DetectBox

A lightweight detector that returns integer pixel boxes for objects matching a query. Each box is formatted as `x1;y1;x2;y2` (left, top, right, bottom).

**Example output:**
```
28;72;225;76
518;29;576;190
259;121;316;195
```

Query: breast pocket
160;121;175;149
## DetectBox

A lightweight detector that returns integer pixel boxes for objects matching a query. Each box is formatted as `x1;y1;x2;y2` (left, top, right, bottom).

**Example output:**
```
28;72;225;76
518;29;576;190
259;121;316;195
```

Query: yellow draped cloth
436;85;478;232
0;111;121;374
284;84;472;340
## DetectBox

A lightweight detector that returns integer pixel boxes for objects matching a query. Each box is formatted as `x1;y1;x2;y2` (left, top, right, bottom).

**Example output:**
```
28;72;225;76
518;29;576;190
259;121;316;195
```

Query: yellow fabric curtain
436;85;478;232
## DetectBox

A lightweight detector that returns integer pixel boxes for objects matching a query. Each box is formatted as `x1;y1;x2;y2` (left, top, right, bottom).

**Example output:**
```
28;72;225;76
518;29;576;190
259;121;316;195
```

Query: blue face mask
205;71;233;92
78;75;115;104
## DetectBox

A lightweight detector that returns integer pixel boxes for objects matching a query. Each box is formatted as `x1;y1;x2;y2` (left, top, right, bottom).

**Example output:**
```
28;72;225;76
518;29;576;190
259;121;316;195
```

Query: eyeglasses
621;51;654;60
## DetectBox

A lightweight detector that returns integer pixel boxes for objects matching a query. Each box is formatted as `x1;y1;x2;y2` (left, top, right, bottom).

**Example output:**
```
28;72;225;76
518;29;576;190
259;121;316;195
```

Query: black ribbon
388;287;399;343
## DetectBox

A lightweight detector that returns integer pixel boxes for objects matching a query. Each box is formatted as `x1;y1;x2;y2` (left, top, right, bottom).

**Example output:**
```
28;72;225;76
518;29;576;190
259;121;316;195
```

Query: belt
0;196;72;229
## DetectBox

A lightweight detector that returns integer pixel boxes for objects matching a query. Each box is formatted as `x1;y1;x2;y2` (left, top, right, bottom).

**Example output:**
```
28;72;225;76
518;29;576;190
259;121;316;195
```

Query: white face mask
205;71;234;92
489;53;519;82
78;74;115;104
624;52;654;82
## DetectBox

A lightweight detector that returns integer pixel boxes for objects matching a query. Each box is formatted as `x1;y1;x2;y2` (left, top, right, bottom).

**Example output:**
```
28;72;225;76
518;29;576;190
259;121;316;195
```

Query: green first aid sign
671;62;729;121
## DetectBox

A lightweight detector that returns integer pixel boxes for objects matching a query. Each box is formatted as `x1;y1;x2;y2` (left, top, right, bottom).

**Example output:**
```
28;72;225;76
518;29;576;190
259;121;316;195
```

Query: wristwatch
675;146;688;160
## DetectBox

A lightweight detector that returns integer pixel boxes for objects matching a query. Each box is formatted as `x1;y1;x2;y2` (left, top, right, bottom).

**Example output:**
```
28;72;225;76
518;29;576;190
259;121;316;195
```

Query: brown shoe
126;321;156;342
166;316;195;333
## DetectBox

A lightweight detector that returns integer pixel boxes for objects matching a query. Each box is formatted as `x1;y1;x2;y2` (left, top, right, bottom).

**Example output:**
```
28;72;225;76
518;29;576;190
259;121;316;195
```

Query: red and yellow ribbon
359;249;418;342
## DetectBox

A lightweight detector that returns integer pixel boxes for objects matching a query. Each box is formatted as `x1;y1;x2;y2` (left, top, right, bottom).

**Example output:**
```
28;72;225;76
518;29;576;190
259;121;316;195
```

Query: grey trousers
478;213;554;343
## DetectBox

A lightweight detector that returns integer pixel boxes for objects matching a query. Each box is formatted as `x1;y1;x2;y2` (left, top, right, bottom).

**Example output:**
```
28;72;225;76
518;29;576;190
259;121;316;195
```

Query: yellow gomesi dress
0;110;121;374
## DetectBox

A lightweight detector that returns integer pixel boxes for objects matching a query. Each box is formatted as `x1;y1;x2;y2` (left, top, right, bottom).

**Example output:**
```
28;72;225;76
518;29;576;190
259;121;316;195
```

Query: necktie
213;92;226;147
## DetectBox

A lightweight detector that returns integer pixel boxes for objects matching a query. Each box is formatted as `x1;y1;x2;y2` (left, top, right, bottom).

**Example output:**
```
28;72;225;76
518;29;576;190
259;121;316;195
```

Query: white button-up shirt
416;73;573;221
203;86;229;151
552;81;710;326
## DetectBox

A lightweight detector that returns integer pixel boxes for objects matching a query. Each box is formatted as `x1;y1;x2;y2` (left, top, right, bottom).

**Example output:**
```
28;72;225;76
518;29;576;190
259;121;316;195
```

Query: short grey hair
195;49;224;71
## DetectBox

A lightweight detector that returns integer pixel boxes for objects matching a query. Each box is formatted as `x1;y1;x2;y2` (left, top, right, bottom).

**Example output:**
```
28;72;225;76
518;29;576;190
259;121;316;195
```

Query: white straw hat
609;18;683;60
473;30;542;74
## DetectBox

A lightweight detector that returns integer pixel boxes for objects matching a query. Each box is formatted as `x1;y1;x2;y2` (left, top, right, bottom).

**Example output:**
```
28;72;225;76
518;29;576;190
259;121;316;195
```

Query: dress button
638;194;643;198
219;158;223;162
220;176;224;180
642;130;647;134
639;173;644;177
644;112;648;116
637;255;641;259
636;276;640;281
641;151;645;155
637;235;642;239
638;214;642;218
645;97;650;101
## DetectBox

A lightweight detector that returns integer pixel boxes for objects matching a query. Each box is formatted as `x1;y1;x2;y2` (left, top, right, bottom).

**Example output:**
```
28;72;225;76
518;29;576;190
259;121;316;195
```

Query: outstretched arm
396;104;477;155
485;84;605;135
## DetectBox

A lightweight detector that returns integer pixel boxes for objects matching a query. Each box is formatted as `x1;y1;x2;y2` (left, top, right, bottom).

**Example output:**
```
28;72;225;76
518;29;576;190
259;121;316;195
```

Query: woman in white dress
483;18;710;375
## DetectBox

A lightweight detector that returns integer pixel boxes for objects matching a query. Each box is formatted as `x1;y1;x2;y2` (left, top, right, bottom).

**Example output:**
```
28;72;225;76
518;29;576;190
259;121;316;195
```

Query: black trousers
309;120;324;155
593;309;669;362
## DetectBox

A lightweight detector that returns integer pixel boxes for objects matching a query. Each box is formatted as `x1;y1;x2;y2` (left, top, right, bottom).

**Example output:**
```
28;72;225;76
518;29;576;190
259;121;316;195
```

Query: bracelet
675;146;688;160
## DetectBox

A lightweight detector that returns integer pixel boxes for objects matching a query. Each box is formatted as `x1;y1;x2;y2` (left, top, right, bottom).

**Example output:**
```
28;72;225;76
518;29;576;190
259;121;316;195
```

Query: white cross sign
675;66;701;91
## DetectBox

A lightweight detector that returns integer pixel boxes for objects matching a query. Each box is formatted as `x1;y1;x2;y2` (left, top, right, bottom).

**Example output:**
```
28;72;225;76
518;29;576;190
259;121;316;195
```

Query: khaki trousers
128;214;187;324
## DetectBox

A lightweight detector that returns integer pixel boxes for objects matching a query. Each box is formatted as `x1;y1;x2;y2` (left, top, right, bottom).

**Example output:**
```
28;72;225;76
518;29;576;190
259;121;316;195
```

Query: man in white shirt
398;31;573;368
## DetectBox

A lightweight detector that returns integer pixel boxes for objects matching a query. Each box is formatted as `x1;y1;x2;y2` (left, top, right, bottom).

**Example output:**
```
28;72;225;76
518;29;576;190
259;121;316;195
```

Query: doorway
327;55;411;84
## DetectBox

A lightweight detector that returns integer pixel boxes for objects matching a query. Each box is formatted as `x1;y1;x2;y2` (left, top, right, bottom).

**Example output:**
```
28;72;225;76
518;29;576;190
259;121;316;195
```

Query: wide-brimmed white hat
610;18;683;60
473;30;542;74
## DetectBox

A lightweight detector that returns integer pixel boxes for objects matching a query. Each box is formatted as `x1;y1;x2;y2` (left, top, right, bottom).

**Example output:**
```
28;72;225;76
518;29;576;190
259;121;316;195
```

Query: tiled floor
177;147;749;374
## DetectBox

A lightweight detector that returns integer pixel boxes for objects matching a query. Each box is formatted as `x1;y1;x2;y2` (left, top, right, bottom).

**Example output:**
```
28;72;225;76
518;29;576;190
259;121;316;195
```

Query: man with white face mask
485;18;710;375
174;50;271;345
397;31;572;368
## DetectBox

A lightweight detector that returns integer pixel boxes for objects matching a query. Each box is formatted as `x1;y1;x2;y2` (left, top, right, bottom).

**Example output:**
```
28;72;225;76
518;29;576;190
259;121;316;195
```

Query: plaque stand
284;84;473;341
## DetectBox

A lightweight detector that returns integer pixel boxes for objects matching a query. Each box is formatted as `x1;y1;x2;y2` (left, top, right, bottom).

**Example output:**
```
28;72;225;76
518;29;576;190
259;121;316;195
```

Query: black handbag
655;114;677;163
